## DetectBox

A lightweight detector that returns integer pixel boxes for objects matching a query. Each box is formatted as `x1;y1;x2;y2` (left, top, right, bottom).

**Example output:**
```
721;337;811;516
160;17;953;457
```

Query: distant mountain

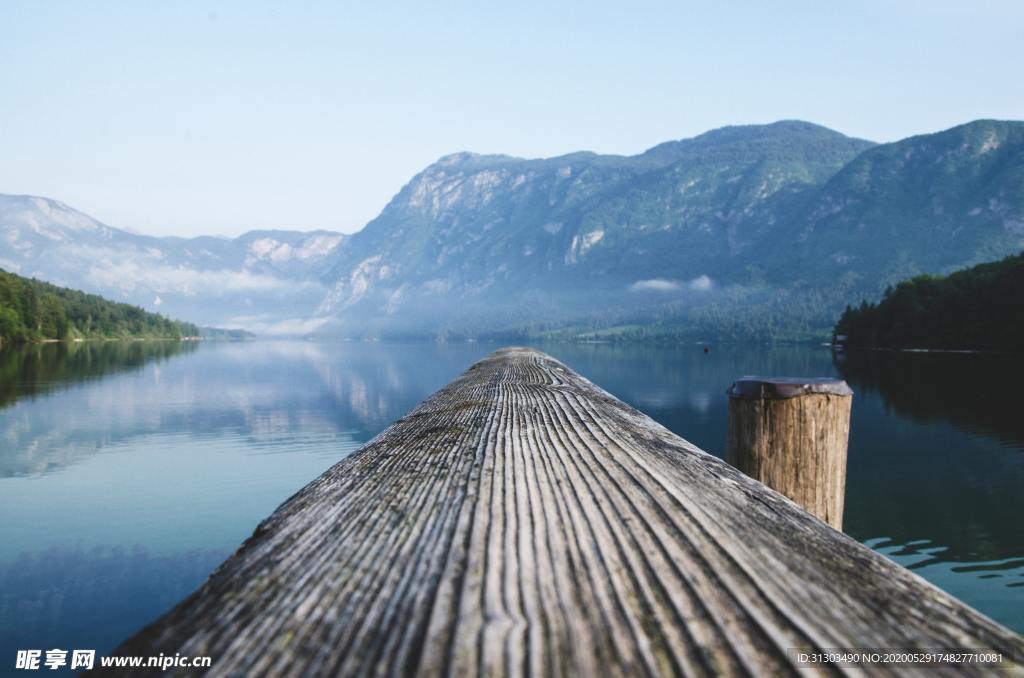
0;194;347;333
316;119;1024;340
3;119;1022;340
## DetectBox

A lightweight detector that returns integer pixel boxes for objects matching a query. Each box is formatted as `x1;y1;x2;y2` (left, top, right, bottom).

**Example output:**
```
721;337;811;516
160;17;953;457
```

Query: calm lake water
1;340;1021;665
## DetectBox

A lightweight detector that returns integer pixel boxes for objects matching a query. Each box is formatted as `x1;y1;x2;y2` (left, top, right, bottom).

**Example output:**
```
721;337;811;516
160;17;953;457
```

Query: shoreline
832;344;1017;356
2;336;203;349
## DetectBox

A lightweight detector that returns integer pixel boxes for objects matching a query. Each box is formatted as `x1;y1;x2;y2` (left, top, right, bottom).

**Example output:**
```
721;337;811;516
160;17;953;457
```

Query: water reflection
0;341;494;477
0;341;196;410
0;546;228;664
835;349;1024;449
0;340;500;659
0;339;1020;660
835;349;1023;567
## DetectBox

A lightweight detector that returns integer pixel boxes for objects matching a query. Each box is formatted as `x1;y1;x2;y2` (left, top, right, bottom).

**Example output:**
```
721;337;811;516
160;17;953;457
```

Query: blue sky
1;1;1021;237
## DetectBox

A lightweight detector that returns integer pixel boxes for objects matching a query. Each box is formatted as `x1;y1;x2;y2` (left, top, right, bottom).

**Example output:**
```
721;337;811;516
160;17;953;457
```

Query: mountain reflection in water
0;340;1020;662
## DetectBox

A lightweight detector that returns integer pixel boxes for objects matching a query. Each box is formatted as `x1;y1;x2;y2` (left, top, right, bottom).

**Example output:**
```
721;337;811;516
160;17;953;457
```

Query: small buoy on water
703;345;710;354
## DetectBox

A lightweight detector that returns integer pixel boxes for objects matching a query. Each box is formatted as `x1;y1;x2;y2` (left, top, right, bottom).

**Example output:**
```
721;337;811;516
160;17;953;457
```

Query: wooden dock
108;347;1022;676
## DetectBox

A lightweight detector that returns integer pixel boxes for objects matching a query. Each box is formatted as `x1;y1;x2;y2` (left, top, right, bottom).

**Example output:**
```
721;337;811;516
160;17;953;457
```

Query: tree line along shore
834;252;1023;352
0;267;204;347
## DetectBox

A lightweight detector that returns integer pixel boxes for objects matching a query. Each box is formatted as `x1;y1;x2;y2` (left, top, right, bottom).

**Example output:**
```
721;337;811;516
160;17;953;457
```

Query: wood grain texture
726;388;851;529
104;348;1022;677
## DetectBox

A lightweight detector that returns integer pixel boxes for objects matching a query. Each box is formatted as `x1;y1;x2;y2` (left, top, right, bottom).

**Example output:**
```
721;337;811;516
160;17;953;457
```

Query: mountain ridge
315;118;1022;339
0;193;348;334
2;119;1021;340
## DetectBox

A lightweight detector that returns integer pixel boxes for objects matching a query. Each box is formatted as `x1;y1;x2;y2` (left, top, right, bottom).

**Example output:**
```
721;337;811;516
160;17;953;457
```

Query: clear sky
1;1;1021;237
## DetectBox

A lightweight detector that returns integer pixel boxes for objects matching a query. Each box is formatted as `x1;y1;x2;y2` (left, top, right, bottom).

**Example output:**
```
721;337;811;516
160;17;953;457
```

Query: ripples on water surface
0;340;1020;662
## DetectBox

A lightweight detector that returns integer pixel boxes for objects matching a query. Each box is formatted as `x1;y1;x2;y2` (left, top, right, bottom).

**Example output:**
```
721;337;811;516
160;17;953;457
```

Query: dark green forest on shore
834;252;1024;351
0;268;199;345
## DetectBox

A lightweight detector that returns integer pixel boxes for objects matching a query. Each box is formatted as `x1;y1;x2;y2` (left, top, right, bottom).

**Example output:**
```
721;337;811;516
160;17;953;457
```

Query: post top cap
728;376;853;399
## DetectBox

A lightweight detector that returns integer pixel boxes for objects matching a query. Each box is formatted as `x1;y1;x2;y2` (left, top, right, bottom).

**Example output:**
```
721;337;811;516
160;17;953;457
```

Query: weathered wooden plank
105;348;1022;676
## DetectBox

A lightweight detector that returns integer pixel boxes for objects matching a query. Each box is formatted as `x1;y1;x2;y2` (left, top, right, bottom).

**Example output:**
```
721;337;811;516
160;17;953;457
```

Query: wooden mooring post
726;377;852;530
103;348;1021;676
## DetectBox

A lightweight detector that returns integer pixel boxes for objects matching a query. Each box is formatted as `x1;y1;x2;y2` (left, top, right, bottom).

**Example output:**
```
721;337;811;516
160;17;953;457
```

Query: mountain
0;266;199;345
0;194;347;334
3;119;1021;340
777;119;1024;284
317;119;1024;340
318;121;875;336
834;252;1024;351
